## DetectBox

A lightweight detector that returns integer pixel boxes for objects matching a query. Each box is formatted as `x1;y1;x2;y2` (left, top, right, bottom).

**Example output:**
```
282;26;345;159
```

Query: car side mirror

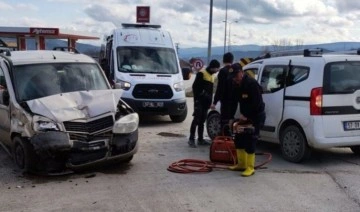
0;89;9;106
182;68;191;80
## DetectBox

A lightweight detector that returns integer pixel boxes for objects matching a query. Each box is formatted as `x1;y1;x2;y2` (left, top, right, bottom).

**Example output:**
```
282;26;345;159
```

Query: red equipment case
209;136;236;164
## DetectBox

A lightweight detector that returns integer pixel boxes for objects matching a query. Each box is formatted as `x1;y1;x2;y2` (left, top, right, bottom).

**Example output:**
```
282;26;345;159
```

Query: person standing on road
189;59;220;148
211;52;235;135
228;63;266;177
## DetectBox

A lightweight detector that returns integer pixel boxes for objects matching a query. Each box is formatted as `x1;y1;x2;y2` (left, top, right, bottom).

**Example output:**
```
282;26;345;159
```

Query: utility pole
223;0;228;54
175;43;180;54
207;0;213;65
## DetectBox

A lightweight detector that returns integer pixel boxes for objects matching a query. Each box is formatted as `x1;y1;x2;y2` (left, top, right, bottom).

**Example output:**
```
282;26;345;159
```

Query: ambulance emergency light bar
122;23;161;29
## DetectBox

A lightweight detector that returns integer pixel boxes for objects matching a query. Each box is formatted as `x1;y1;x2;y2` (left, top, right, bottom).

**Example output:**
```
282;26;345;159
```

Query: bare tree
261;45;271;55
294;39;304;50
272;38;304;51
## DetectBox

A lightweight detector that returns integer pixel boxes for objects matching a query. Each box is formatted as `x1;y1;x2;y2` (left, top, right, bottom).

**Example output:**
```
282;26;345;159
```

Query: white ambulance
102;24;190;122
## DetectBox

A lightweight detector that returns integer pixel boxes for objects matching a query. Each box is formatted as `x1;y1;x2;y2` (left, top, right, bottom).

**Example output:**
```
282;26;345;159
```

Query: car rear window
324;61;360;94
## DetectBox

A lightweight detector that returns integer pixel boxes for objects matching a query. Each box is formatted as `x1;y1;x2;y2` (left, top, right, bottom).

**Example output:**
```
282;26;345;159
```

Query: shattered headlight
33;116;59;132
112;113;139;134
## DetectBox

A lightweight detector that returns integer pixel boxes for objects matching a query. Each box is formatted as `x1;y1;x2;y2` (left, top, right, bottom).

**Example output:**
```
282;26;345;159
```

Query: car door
0;63;11;146
258;64;288;141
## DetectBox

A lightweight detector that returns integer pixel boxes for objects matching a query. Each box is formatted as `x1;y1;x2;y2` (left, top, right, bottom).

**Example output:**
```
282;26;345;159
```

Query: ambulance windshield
117;47;179;74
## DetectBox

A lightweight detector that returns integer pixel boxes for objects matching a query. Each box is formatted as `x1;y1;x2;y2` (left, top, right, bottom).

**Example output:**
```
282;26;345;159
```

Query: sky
0;0;360;48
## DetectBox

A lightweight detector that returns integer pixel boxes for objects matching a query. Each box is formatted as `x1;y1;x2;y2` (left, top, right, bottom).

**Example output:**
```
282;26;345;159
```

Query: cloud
78;0;359;47
0;16;45;27
336;1;360;12
226;0;338;20
158;0;203;13
319;16;353;27
0;1;13;10
6;0;358;48
16;3;38;11
69;18;116;35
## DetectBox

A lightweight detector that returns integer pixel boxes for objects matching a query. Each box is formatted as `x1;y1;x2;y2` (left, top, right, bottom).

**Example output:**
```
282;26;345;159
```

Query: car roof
245;54;360;68
7;50;96;65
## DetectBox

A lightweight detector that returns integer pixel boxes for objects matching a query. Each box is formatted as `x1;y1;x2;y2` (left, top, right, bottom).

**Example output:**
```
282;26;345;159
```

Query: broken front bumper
30;130;138;170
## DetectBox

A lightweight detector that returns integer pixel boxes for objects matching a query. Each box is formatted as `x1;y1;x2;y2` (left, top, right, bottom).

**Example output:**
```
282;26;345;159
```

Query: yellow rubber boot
241;153;255;177
228;149;247;171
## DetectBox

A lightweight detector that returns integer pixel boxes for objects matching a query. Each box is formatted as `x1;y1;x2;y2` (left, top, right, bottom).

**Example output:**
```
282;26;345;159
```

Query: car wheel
350;146;360;155
206;112;221;140
280;125;311;163
13;137;36;172
170;107;188;123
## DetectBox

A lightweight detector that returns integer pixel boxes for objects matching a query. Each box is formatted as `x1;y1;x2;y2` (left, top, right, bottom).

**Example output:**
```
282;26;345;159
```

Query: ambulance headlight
115;80;131;91
174;81;185;92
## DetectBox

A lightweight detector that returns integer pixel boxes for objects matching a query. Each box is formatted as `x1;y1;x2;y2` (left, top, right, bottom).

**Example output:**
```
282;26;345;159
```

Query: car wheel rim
208;116;221;139
283;131;302;158
15;145;25;169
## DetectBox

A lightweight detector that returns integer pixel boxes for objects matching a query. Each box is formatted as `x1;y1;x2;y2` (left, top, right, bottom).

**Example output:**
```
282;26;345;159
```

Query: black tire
170;107;188;123
280;125;311;163
350;146;360;155
13;137;37;172
206;112;221;140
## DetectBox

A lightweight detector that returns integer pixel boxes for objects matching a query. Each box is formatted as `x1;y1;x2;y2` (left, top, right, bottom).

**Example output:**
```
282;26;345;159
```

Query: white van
207;49;360;162
101;24;190;122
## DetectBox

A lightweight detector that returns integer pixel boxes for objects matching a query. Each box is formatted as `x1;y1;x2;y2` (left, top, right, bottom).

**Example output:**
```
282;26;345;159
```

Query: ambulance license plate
343;121;360;131
143;101;164;108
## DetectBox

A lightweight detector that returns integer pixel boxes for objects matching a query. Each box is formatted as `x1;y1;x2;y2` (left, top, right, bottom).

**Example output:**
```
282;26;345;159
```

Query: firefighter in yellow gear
228;63;266;177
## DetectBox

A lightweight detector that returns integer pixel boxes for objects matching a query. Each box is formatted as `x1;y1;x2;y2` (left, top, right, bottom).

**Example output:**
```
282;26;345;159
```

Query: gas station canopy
0;26;99;50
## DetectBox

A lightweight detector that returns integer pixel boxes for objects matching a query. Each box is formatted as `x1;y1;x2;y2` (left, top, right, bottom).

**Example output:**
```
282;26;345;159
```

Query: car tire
206;112;221;140
280;125;311;163
13;136;37;172
170;107;187;123
350;146;360;155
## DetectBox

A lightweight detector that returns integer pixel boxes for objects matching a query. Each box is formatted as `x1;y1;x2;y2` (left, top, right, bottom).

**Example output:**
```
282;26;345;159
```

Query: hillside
178;42;360;62
2;37;360;63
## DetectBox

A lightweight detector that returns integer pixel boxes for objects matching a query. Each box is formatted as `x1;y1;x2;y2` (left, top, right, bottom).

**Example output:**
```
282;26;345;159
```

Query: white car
207;49;360;162
0;50;139;173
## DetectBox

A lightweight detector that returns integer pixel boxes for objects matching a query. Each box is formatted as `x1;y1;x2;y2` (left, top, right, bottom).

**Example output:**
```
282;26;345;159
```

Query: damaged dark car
0;51;139;174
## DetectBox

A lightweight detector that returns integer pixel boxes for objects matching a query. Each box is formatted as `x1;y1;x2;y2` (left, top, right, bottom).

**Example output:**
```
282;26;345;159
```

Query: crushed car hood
26;90;123;122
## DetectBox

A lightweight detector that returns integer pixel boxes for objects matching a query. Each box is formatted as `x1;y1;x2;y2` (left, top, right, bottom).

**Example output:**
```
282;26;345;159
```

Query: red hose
167;152;272;174
168;128;273;174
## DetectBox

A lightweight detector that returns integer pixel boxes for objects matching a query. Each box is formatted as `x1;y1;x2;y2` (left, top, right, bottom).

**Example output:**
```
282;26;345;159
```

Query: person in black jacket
189;59;220;148
229;63;266;177
211;52;235;135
